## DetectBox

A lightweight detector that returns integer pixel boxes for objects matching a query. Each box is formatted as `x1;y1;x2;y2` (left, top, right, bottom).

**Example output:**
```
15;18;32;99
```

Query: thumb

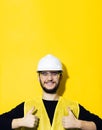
67;107;74;116
27;106;35;115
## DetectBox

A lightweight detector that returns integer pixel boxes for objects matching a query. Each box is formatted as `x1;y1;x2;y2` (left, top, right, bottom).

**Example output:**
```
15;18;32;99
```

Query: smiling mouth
45;81;55;87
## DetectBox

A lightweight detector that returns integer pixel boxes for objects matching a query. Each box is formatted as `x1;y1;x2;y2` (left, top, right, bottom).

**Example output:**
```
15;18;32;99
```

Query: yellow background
0;0;102;118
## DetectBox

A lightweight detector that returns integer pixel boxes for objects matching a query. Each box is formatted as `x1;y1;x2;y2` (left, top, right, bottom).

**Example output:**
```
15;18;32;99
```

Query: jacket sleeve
79;104;102;130
0;102;24;130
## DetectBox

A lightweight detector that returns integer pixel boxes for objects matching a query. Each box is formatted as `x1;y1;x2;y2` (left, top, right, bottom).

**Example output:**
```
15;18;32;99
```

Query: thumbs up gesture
21;107;39;128
62;107;79;129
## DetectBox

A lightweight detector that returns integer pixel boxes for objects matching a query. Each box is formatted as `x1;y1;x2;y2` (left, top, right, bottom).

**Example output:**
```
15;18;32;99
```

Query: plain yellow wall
0;0;102;118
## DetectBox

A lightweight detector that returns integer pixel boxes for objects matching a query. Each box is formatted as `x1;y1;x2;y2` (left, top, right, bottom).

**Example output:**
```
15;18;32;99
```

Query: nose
47;73;53;80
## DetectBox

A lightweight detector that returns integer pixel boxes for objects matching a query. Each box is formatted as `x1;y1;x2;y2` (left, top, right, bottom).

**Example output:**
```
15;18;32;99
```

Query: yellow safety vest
20;96;79;130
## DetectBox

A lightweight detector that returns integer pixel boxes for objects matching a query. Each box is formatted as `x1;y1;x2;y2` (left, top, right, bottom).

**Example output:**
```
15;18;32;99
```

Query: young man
0;54;102;130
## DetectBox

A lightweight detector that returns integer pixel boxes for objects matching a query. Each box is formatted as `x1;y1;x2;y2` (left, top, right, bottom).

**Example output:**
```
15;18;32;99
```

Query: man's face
38;71;62;94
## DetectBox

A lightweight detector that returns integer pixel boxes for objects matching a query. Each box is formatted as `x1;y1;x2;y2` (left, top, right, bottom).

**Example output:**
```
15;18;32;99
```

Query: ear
60;73;63;80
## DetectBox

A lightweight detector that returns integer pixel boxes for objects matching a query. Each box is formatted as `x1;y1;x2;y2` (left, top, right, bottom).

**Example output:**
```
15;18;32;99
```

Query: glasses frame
38;71;62;78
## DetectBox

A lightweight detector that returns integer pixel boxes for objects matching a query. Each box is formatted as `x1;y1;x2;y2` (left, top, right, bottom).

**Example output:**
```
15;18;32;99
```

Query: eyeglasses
39;71;62;77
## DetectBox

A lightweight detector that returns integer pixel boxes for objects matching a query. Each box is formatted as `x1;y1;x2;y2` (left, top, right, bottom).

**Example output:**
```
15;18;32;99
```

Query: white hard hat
37;54;63;71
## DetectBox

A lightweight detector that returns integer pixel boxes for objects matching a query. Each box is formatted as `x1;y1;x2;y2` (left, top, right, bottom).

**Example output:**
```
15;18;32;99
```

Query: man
0;54;102;130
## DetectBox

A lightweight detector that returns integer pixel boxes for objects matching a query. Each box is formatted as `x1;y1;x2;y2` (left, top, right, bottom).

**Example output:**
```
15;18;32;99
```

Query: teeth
47;82;53;84
46;81;53;83
45;82;54;86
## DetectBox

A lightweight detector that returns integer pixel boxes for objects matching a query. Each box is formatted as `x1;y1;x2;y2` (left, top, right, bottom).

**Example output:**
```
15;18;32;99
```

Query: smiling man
39;71;62;93
0;54;102;130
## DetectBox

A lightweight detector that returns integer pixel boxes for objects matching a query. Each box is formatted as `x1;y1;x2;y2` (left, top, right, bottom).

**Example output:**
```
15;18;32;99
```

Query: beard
39;79;60;94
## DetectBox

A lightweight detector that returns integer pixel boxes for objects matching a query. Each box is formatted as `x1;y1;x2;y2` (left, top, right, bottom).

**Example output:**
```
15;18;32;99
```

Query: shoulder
24;97;42;114
60;96;79;107
79;104;102;120
0;102;24;118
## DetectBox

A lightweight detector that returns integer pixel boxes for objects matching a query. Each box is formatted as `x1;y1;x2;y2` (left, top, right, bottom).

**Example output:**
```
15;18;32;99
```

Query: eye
40;71;61;77
51;72;59;76
40;71;48;76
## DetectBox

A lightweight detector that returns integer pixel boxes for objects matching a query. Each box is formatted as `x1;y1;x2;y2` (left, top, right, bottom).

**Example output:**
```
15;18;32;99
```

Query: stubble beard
39;79;60;94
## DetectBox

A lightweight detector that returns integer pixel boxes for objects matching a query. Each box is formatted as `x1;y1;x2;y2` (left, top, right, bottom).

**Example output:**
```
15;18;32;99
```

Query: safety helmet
37;54;63;71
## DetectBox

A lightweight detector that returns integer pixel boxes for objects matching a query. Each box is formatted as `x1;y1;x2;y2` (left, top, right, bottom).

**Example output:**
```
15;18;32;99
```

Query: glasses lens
40;71;61;76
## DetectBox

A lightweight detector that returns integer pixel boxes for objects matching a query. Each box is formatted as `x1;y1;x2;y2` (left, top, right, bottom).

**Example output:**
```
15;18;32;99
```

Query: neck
42;92;60;101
